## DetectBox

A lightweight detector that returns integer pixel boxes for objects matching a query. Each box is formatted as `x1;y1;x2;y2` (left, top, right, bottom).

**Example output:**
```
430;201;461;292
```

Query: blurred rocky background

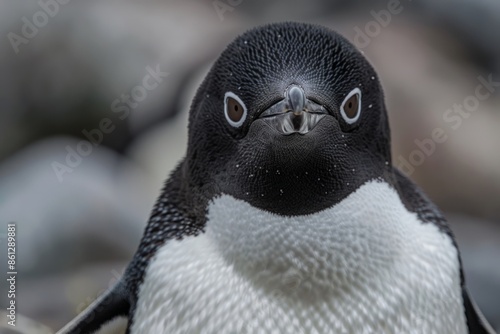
0;0;499;333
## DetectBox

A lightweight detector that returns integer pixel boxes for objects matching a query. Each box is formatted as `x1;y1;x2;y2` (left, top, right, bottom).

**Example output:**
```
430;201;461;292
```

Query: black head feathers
182;22;391;215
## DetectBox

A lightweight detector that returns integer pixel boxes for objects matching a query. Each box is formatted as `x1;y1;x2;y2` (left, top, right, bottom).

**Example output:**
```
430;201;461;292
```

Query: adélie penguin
58;22;496;334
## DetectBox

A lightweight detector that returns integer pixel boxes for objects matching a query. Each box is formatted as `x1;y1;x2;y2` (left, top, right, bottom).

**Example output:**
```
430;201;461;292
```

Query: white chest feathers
131;180;467;334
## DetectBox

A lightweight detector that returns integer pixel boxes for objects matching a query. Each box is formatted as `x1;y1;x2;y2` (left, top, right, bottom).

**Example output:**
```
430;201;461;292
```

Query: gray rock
0;138;156;276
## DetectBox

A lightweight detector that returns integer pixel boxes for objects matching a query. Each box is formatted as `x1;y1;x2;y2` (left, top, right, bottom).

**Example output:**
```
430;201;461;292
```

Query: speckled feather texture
132;180;467;334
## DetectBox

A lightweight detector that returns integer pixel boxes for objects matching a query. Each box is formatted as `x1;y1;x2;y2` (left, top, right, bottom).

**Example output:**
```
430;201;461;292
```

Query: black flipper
463;287;497;334
56;280;129;334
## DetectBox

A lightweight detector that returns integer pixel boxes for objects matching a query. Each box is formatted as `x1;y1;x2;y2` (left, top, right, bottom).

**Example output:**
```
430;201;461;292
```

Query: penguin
58;22;496;334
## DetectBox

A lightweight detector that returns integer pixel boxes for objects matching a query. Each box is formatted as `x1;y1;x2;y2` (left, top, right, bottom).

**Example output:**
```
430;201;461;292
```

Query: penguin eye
224;92;247;127
340;88;361;124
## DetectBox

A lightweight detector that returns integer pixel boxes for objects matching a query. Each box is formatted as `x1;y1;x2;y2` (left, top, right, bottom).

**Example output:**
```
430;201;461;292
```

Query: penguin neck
204;178;446;297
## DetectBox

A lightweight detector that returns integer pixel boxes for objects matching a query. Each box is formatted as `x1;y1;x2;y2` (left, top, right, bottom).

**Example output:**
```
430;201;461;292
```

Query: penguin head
185;22;391;215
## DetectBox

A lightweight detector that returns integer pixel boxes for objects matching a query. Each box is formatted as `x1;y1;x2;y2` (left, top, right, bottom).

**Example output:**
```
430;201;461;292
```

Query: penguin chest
131;181;468;334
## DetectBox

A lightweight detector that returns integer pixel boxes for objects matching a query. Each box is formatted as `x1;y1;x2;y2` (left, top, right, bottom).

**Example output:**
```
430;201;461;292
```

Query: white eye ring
340;87;362;124
224;92;247;128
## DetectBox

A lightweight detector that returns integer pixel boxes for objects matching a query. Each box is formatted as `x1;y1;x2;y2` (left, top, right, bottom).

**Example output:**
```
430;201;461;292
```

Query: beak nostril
293;110;304;116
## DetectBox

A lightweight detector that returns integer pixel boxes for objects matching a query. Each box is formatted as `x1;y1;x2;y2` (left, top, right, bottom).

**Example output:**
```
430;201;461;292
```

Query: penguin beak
257;85;328;135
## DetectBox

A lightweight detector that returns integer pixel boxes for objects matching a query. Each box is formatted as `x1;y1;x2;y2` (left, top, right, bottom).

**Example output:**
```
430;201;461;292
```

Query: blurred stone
364;21;500;220
20;262;127;331
126;64;206;186
0;138;157;277
0;0;236;159
0;311;53;334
